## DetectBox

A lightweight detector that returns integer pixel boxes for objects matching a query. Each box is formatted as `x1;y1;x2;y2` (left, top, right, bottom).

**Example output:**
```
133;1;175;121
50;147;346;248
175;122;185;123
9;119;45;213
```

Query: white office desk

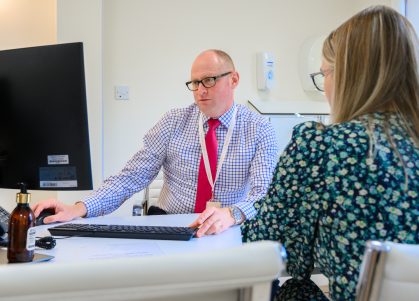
34;214;328;296
1;214;283;301
36;213;242;263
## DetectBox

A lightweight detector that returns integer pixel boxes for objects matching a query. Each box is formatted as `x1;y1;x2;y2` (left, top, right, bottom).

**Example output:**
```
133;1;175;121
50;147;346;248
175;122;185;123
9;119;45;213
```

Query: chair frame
356;240;391;301
135;171;163;216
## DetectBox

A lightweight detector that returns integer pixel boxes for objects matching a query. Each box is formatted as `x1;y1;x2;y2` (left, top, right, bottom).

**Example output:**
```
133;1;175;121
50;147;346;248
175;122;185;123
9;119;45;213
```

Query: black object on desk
0;206;11;237
35;208;56;226
48;223;197;241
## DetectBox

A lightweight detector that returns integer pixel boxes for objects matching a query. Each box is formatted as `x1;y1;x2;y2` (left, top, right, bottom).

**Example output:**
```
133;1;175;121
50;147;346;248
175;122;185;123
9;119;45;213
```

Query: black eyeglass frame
309;71;325;92
185;71;232;91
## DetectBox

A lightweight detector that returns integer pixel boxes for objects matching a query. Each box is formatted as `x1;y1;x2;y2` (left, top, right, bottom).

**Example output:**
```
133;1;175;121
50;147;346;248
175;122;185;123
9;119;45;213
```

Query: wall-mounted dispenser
256;52;275;91
298;35;326;92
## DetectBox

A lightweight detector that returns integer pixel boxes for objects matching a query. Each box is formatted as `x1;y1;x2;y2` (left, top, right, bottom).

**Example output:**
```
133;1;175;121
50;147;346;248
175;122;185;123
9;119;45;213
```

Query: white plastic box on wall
298;35;326;92
256;52;275;91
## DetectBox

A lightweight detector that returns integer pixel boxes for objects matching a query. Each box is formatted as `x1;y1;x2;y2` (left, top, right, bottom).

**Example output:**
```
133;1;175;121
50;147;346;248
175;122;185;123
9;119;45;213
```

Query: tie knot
207;119;220;130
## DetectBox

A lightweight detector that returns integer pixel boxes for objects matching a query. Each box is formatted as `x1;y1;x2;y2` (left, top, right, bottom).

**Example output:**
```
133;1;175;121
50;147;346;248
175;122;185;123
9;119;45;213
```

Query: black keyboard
48;223;197;241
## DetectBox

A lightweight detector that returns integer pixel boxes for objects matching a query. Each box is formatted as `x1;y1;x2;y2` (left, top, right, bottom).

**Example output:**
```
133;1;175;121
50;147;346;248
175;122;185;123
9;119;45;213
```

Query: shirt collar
201;102;236;128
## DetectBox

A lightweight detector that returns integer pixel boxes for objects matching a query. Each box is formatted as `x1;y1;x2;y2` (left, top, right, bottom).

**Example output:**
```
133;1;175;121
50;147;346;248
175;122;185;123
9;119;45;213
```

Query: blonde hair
323;5;419;146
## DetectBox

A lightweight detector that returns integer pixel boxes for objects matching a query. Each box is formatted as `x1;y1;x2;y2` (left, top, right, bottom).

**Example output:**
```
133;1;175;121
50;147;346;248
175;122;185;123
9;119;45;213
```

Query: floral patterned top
242;112;419;301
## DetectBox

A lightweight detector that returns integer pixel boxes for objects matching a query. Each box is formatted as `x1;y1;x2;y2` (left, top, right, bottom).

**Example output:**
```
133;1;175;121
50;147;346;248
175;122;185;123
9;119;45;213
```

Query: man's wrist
74;201;88;218
229;206;244;225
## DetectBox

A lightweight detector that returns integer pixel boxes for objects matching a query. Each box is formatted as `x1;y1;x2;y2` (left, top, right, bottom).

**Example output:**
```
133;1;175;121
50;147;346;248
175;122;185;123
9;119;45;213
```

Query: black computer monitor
0;42;92;190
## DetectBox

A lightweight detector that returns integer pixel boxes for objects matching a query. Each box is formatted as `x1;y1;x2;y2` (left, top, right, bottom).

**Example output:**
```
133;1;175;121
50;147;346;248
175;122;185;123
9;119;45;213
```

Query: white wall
55;0;103;203
406;0;419;31
0;0;57;210
102;0;391;177
0;0;56;51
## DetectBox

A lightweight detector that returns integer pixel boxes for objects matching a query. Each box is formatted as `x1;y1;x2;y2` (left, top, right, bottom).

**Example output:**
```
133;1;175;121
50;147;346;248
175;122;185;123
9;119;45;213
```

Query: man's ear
231;71;240;89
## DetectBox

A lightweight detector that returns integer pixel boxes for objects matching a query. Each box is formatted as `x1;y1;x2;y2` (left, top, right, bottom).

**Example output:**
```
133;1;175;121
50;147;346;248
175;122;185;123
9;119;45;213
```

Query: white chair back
141;171;164;215
356;240;419;301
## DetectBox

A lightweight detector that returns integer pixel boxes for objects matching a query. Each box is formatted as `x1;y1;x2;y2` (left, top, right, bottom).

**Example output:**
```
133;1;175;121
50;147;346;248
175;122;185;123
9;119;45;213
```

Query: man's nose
197;82;208;94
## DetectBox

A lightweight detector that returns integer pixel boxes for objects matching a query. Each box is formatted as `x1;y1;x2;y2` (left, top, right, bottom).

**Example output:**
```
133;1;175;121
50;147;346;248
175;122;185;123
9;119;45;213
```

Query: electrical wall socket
115;85;129;100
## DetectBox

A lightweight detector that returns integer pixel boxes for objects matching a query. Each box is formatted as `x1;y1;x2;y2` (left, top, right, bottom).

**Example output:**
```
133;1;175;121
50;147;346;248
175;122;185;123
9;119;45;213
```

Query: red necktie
194;119;221;213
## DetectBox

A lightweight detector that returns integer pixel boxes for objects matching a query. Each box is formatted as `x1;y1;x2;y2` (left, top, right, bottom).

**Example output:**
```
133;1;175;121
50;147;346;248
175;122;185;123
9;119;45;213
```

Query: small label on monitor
47;155;69;165
40;180;78;188
39;166;78;188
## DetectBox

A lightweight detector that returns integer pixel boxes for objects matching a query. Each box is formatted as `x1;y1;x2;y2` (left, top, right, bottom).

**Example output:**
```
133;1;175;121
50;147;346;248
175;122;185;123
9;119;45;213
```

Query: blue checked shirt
82;102;278;220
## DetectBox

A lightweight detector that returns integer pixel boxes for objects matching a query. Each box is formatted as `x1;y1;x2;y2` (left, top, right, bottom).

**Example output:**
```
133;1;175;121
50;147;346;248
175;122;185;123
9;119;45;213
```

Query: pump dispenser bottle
7;183;36;263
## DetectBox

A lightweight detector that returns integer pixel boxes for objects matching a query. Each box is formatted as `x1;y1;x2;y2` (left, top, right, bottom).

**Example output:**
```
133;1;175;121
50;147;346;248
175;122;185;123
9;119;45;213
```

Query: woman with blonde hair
242;5;419;301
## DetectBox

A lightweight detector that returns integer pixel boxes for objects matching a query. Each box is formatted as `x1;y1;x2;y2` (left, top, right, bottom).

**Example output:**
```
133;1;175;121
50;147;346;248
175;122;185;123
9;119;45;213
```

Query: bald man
33;49;278;237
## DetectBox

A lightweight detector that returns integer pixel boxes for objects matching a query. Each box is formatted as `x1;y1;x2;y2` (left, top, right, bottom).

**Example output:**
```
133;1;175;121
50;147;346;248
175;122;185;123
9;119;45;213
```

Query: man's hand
32;199;87;224
189;207;235;238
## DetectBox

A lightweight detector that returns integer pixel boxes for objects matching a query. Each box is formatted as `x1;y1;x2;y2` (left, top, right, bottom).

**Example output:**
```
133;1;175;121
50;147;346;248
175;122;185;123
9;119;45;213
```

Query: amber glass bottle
7;183;35;263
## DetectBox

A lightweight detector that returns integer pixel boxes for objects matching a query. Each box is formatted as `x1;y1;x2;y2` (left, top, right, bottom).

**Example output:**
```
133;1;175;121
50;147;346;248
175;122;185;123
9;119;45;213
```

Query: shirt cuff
231;201;257;221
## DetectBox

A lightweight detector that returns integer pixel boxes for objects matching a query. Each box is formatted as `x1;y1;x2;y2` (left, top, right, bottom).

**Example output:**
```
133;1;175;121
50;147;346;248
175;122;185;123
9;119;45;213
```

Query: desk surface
34;214;328;289
36;214;242;263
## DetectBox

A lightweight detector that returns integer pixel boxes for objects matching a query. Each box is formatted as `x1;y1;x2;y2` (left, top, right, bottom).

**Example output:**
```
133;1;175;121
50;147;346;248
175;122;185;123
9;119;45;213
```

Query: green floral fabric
242;112;419;301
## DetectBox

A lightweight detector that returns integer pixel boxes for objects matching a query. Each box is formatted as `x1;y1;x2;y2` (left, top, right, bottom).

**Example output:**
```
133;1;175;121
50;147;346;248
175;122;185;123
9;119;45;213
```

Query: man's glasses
309;69;333;92
185;71;232;91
